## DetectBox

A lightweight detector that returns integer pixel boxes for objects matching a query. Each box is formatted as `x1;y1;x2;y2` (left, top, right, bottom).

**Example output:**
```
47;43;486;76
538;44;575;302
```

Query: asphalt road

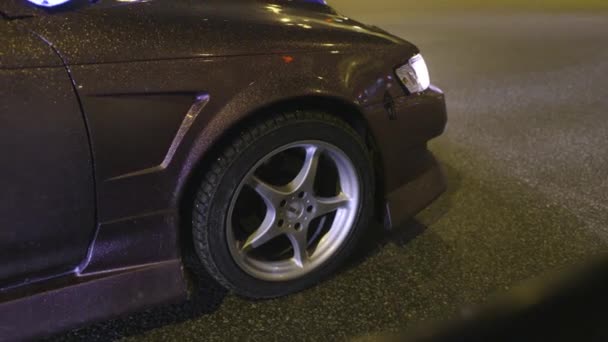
53;10;608;342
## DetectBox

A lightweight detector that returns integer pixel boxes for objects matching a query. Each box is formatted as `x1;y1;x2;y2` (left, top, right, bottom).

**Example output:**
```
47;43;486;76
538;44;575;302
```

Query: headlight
396;54;430;94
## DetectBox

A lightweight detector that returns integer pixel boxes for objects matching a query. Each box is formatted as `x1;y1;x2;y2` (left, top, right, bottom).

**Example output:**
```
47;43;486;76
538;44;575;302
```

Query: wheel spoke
287;230;309;268
246;175;286;206
288;146;321;192
315;193;350;217
241;210;281;251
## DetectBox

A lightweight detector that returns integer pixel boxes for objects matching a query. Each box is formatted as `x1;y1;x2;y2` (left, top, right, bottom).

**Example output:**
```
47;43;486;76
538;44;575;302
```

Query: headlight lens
396;54;430;94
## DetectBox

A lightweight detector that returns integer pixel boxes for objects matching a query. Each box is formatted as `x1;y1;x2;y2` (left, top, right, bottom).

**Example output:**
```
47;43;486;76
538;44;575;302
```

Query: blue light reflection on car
27;0;71;7
27;0;326;7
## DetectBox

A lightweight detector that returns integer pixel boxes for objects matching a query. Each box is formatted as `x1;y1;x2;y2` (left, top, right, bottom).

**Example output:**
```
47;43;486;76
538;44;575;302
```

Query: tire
192;111;374;299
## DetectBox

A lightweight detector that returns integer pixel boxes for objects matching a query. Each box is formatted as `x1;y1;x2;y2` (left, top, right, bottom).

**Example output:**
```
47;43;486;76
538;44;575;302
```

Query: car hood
21;0;412;65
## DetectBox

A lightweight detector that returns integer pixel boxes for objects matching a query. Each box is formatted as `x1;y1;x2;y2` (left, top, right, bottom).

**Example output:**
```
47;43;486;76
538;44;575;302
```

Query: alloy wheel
226;141;361;281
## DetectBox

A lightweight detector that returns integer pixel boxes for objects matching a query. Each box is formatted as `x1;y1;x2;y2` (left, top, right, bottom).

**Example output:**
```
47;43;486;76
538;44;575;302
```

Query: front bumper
364;85;447;228
383;149;446;229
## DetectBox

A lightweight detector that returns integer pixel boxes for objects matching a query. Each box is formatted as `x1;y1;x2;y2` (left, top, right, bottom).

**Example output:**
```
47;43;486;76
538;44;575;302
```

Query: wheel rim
226;140;361;281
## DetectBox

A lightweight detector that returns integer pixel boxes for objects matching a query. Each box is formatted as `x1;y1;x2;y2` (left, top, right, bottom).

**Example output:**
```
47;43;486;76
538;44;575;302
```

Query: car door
0;17;95;286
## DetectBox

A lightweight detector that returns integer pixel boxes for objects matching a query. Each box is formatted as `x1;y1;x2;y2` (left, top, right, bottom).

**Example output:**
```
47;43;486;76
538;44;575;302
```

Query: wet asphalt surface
52;10;608;342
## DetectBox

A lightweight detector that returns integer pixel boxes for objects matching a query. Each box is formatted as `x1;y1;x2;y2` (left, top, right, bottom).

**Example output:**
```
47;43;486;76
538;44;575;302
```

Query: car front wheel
192;111;374;298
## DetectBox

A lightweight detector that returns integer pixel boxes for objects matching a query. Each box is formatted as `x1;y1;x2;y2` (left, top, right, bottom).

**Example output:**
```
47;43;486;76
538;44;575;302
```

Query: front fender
69;44;419;273
175;47;414;205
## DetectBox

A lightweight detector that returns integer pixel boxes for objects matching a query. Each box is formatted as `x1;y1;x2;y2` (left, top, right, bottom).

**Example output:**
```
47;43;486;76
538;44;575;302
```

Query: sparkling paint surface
51;9;608;342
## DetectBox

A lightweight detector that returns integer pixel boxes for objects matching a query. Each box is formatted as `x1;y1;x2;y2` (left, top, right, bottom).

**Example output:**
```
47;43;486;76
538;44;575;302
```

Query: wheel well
178;96;386;259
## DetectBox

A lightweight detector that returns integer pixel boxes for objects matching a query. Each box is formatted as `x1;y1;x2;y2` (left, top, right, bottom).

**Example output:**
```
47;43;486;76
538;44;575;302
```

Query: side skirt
0;259;187;341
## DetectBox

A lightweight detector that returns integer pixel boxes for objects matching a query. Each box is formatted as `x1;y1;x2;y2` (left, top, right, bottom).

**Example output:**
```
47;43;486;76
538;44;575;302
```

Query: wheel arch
176;94;386;254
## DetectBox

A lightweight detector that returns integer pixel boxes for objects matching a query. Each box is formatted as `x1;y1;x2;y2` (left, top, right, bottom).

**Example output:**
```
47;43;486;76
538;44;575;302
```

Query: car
0;0;447;339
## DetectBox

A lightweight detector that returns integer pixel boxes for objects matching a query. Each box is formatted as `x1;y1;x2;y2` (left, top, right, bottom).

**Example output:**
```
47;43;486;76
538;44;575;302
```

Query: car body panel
0;0;447;339
23;0;411;65
0;260;187;342
0;20;96;287
0;20;59;68
63;46;438;277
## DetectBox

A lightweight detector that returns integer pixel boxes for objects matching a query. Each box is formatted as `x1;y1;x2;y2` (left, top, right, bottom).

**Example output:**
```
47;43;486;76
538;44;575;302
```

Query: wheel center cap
285;201;304;220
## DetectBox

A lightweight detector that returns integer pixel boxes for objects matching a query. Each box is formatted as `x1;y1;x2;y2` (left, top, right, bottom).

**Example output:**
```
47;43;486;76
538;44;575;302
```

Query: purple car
0;0;447;339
